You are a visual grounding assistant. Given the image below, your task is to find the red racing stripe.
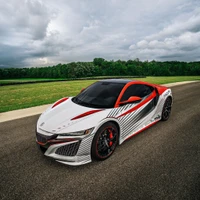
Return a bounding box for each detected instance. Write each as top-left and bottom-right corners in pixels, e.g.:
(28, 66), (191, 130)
(117, 90), (156, 118)
(52, 97), (68, 108)
(71, 109), (103, 120)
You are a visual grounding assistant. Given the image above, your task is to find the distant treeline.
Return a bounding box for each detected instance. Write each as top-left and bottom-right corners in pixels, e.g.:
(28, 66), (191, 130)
(0, 58), (200, 79)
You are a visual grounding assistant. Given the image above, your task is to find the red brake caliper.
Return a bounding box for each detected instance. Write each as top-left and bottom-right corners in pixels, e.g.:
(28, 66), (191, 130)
(108, 129), (113, 147)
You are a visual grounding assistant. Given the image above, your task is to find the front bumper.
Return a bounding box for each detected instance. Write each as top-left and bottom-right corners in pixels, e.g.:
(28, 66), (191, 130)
(36, 131), (95, 166)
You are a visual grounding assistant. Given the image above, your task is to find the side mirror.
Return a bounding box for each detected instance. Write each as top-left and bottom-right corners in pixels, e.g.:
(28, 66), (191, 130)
(119, 96), (142, 105)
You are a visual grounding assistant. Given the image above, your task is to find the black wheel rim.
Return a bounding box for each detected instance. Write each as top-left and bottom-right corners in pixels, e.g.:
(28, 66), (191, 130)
(163, 98), (172, 120)
(96, 126), (118, 159)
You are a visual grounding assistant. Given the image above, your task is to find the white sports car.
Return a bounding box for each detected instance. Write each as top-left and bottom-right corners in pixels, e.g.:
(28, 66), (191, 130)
(36, 79), (172, 166)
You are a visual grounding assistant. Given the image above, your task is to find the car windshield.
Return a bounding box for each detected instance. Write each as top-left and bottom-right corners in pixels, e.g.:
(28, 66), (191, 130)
(72, 81), (125, 108)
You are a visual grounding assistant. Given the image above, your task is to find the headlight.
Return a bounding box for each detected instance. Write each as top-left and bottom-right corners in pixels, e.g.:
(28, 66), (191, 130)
(58, 127), (94, 136)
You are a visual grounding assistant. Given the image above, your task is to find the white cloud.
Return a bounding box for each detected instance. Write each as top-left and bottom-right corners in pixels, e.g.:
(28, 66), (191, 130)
(129, 6), (200, 61)
(0, 0), (200, 67)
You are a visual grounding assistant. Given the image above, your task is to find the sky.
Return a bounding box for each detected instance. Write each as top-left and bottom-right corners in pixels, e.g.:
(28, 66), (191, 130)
(0, 0), (200, 68)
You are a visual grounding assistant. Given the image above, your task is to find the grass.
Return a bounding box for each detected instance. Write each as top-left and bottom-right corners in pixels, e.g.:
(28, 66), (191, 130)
(0, 76), (200, 113)
(137, 76), (200, 84)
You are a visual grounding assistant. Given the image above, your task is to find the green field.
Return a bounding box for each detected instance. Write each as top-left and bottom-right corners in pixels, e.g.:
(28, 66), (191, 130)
(0, 76), (200, 113)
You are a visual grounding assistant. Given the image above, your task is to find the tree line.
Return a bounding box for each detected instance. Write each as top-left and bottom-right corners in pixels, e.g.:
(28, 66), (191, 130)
(0, 58), (200, 79)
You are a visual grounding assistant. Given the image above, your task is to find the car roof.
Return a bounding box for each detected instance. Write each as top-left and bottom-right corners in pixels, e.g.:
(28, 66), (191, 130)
(99, 79), (133, 84)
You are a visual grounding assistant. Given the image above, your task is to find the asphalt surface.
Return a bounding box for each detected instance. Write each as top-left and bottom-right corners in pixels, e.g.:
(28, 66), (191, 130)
(0, 82), (200, 200)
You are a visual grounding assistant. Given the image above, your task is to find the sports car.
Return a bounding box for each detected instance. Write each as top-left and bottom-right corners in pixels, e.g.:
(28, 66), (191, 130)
(36, 79), (172, 166)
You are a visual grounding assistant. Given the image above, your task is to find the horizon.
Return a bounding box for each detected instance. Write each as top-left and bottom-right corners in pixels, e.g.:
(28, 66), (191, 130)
(1, 58), (200, 69)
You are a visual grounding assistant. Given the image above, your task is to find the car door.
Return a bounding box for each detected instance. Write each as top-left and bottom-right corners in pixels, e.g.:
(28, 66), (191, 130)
(116, 83), (157, 141)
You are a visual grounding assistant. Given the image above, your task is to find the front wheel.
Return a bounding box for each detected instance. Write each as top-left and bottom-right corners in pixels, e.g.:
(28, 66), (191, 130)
(161, 97), (172, 121)
(91, 122), (119, 161)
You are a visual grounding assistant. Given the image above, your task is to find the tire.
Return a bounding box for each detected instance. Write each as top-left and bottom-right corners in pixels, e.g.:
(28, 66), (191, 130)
(91, 122), (119, 161)
(161, 97), (172, 121)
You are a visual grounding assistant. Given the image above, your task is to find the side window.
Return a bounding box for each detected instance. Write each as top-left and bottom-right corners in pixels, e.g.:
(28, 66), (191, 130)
(142, 85), (154, 97)
(121, 84), (154, 101)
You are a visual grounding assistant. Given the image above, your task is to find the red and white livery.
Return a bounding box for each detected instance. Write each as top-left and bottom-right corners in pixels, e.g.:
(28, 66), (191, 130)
(36, 79), (173, 166)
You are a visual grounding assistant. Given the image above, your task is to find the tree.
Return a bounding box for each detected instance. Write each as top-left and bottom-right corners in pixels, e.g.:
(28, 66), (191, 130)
(93, 58), (105, 67)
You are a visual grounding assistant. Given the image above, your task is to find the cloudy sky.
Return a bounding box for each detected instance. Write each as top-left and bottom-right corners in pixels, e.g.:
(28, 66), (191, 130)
(0, 0), (200, 68)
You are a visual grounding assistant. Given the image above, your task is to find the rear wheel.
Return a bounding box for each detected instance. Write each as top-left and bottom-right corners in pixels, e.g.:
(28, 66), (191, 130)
(91, 122), (119, 161)
(161, 97), (172, 121)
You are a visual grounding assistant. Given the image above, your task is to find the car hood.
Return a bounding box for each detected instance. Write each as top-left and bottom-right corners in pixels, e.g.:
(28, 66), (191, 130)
(37, 97), (110, 134)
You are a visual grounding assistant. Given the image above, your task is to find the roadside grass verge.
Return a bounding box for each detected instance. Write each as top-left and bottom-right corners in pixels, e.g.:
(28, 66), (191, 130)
(0, 76), (200, 113)
(137, 76), (200, 84)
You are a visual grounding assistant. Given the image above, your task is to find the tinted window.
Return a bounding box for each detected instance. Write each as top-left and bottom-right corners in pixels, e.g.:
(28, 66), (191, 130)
(72, 81), (125, 108)
(121, 84), (154, 101)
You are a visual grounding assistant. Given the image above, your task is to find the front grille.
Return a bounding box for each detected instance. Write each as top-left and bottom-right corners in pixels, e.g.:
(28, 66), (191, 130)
(36, 132), (57, 144)
(55, 142), (80, 156)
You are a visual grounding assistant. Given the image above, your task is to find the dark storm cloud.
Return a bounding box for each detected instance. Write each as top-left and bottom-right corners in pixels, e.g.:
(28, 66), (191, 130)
(0, 0), (200, 68)
(0, 44), (28, 67)
(0, 0), (56, 67)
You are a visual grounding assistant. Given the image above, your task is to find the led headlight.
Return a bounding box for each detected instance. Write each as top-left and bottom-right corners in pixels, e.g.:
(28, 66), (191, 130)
(58, 127), (94, 136)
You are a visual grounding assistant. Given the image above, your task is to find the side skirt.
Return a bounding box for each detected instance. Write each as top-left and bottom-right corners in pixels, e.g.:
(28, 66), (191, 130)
(122, 119), (160, 143)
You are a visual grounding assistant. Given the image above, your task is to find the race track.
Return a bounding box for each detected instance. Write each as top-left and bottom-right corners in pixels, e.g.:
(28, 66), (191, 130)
(0, 82), (200, 200)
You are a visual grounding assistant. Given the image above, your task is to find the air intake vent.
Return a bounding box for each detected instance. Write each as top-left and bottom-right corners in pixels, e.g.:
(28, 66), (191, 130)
(55, 142), (80, 156)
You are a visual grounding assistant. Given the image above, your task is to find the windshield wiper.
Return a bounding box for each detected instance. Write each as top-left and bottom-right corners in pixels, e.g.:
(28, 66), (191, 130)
(80, 101), (98, 108)
(73, 97), (93, 107)
(73, 97), (105, 108)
